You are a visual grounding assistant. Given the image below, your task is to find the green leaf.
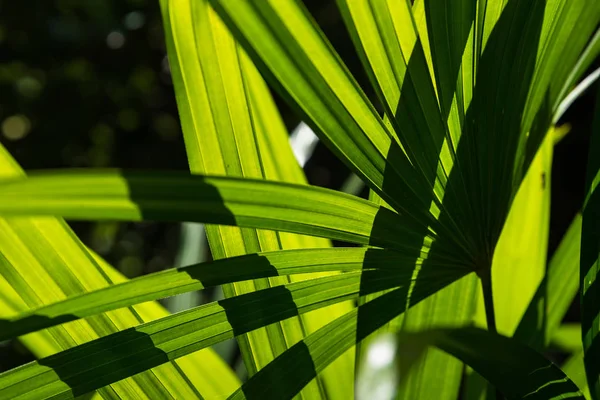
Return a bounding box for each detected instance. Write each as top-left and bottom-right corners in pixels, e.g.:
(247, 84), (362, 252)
(228, 279), (460, 399)
(0, 146), (239, 399)
(0, 276), (62, 359)
(337, 0), (450, 174)
(336, 3), (480, 398)
(398, 327), (585, 400)
(517, 1), (600, 176)
(207, 0), (438, 224)
(556, 28), (600, 117)
(465, 203), (582, 400)
(1, 248), (449, 342)
(0, 263), (463, 399)
(0, 170), (445, 256)
(469, 132), (553, 343)
(208, 0), (598, 289)
(161, 0), (353, 395)
(552, 324), (583, 353)
(354, 192), (407, 378)
(563, 349), (591, 399)
(581, 83), (600, 399)
(465, 131), (574, 399)
(394, 276), (478, 400)
(514, 213), (582, 350)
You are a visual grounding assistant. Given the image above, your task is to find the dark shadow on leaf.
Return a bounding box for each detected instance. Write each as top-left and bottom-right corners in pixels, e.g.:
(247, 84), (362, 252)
(422, 328), (585, 399)
(0, 249), (429, 343)
(427, 2), (548, 398)
(221, 285), (300, 336)
(421, 0), (549, 268)
(513, 273), (548, 352)
(0, 314), (81, 343)
(240, 341), (317, 400)
(522, 90), (553, 183)
(581, 87), (600, 396)
(7, 253), (420, 396)
(121, 171), (238, 226)
(239, 282), (459, 399)
(0, 253), (280, 341)
(29, 0), (559, 397)
(183, 252), (280, 288)
(37, 329), (170, 398)
(367, 1), (550, 398)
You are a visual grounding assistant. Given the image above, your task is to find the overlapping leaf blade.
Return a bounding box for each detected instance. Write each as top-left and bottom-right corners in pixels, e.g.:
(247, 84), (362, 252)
(514, 213), (582, 350)
(0, 248), (445, 342)
(0, 171), (446, 256)
(0, 0), (598, 398)
(0, 146), (239, 399)
(228, 276), (464, 399)
(562, 349), (591, 399)
(553, 324), (583, 352)
(160, 0), (354, 396)
(206, 0), (599, 305)
(398, 327), (585, 399)
(581, 84), (600, 399)
(206, 0), (447, 233)
(0, 260), (464, 399)
(336, 3), (480, 398)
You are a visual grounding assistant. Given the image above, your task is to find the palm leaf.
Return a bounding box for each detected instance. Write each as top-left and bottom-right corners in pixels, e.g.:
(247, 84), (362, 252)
(0, 146), (239, 399)
(0, 248), (453, 341)
(0, 171), (448, 256)
(227, 286), (455, 399)
(0, 264), (463, 399)
(553, 324), (583, 353)
(563, 349), (591, 399)
(1, 0), (598, 398)
(160, 0), (353, 396)
(208, 0), (599, 280)
(398, 327), (585, 400)
(514, 213), (582, 350)
(581, 84), (600, 399)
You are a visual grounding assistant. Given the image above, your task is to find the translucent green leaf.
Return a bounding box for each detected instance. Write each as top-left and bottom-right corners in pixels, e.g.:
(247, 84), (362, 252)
(563, 349), (591, 399)
(0, 171), (444, 255)
(471, 133), (553, 338)
(208, 0), (438, 224)
(0, 263), (463, 399)
(0, 146), (239, 399)
(399, 327), (585, 399)
(514, 214), (582, 350)
(161, 0), (353, 395)
(228, 279), (461, 399)
(552, 324), (583, 353)
(1, 248), (453, 342)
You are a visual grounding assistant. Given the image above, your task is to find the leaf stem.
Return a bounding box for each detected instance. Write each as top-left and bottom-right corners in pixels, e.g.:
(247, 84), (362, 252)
(480, 268), (503, 400)
(479, 268), (497, 333)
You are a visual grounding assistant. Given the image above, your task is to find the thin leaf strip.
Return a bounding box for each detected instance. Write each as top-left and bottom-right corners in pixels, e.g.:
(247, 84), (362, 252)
(0, 267), (455, 399)
(0, 248), (465, 342)
(0, 171), (442, 255)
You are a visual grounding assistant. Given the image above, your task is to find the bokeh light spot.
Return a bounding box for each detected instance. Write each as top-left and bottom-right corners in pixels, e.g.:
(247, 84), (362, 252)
(124, 11), (145, 30)
(106, 31), (126, 49)
(16, 76), (43, 98)
(2, 115), (31, 141)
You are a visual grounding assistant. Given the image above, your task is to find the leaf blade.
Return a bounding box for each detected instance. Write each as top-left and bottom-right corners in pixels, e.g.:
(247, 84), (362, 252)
(399, 327), (585, 399)
(0, 171), (439, 254)
(581, 82), (600, 399)
(0, 146), (239, 399)
(0, 262), (461, 399)
(161, 0), (354, 394)
(0, 248), (444, 342)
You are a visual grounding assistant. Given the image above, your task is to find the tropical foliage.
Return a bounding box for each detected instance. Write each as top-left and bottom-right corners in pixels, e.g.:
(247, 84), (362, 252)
(0, 0), (599, 399)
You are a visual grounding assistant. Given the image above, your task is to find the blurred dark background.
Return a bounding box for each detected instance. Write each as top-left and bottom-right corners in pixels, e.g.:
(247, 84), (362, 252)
(0, 0), (597, 374)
